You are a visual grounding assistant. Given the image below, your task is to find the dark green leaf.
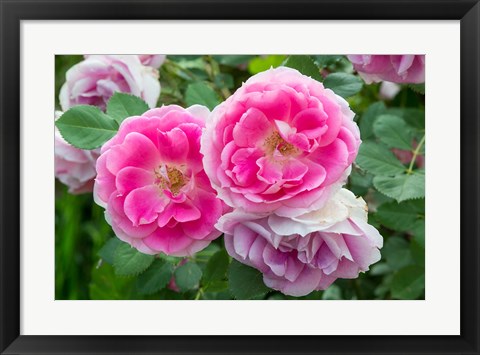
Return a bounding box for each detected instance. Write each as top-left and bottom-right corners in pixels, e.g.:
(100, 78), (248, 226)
(136, 259), (174, 295)
(373, 114), (415, 150)
(55, 105), (118, 149)
(373, 171), (425, 202)
(185, 82), (221, 110)
(214, 73), (234, 89)
(408, 83), (425, 95)
(106, 93), (149, 124)
(98, 238), (122, 265)
(388, 108), (425, 131)
(203, 250), (230, 284)
(203, 280), (229, 293)
(228, 260), (269, 299)
(89, 263), (138, 300)
(283, 55), (322, 81)
(359, 102), (387, 139)
(382, 236), (413, 270)
(174, 262), (202, 291)
(322, 284), (342, 300)
(391, 265), (425, 299)
(323, 73), (363, 98)
(212, 55), (254, 66)
(376, 200), (424, 232)
(113, 243), (154, 276)
(356, 141), (406, 176)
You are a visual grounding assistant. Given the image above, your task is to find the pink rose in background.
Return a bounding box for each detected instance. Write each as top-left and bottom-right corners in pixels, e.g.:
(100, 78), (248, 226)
(94, 105), (227, 256)
(55, 111), (100, 194)
(218, 188), (383, 297)
(201, 66), (361, 218)
(348, 55), (425, 84)
(60, 55), (161, 111)
(138, 55), (166, 69)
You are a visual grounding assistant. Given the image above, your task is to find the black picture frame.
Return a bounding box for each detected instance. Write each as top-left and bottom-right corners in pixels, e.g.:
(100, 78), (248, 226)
(1, 0), (479, 354)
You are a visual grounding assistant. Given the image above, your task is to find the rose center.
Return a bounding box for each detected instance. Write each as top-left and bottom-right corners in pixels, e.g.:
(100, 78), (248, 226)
(264, 131), (298, 157)
(154, 165), (188, 195)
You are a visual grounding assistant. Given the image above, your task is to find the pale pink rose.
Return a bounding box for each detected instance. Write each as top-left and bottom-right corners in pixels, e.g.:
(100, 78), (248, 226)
(348, 55), (425, 84)
(60, 55), (161, 111)
(94, 105), (227, 256)
(201, 66), (361, 218)
(138, 55), (166, 68)
(54, 111), (100, 194)
(218, 188), (383, 297)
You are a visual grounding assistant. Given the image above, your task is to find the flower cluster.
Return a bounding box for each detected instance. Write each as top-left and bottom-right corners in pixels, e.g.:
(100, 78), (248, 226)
(200, 67), (382, 296)
(56, 58), (394, 297)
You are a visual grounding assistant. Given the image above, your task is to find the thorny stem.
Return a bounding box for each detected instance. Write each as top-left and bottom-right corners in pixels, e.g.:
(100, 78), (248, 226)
(406, 134), (425, 174)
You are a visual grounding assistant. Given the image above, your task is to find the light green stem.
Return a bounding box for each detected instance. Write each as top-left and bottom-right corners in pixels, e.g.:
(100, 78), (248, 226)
(407, 134), (425, 174)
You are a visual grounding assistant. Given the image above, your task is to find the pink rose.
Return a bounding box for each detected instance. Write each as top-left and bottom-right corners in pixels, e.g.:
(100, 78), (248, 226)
(138, 55), (166, 68)
(54, 111), (100, 194)
(347, 55), (425, 84)
(218, 188), (383, 297)
(94, 105), (227, 256)
(60, 55), (161, 111)
(201, 67), (361, 218)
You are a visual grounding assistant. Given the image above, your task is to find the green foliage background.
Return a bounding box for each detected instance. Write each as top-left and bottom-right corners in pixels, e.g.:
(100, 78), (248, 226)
(55, 55), (425, 300)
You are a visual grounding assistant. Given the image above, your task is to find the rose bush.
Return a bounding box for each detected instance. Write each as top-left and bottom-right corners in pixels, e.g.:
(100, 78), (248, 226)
(218, 188), (383, 296)
(347, 55), (425, 84)
(94, 105), (227, 256)
(60, 55), (161, 111)
(201, 67), (361, 217)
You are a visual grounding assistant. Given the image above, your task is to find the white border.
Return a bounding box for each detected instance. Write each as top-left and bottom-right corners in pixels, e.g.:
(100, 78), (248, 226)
(21, 20), (460, 335)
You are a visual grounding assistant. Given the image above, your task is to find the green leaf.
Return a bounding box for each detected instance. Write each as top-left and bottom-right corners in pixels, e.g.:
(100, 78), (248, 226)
(382, 236), (413, 271)
(348, 169), (373, 196)
(359, 102), (387, 140)
(369, 262), (391, 276)
(376, 200), (424, 232)
(322, 284), (342, 300)
(283, 55), (322, 81)
(373, 114), (415, 150)
(228, 260), (269, 299)
(388, 108), (425, 131)
(113, 243), (154, 276)
(373, 171), (425, 202)
(174, 262), (202, 292)
(323, 73), (363, 98)
(185, 82), (221, 110)
(408, 83), (425, 95)
(55, 105), (118, 149)
(391, 265), (425, 299)
(98, 238), (122, 265)
(136, 259), (174, 295)
(203, 280), (229, 293)
(356, 141), (405, 176)
(203, 250), (230, 284)
(212, 55), (254, 66)
(248, 55), (286, 74)
(411, 240), (425, 267)
(214, 73), (234, 89)
(313, 55), (344, 68)
(106, 93), (149, 124)
(89, 263), (138, 300)
(411, 220), (425, 247)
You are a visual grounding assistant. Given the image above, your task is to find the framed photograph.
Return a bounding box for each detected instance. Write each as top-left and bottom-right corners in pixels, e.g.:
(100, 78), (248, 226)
(1, 0), (479, 354)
